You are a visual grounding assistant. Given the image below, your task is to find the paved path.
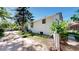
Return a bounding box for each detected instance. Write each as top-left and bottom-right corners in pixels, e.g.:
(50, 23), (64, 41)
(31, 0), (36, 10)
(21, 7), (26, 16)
(0, 31), (48, 51)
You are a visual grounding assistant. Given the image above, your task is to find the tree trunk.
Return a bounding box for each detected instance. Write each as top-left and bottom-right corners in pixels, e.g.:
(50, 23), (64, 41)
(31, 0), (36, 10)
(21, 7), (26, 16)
(22, 25), (24, 32)
(20, 23), (24, 32)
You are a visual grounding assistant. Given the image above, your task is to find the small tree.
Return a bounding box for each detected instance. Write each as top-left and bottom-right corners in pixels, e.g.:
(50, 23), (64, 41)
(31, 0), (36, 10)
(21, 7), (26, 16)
(50, 21), (68, 50)
(51, 21), (68, 40)
(51, 21), (68, 34)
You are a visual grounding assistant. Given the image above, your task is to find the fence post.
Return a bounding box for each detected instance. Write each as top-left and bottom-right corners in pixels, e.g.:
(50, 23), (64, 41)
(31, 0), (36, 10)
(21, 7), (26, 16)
(53, 32), (60, 51)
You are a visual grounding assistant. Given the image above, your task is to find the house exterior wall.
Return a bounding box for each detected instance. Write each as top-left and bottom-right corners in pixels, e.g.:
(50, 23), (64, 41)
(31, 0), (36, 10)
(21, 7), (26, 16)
(28, 12), (63, 35)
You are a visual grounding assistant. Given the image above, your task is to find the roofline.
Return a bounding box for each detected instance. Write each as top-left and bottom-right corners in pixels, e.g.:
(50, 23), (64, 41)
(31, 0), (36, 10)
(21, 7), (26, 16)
(32, 12), (62, 23)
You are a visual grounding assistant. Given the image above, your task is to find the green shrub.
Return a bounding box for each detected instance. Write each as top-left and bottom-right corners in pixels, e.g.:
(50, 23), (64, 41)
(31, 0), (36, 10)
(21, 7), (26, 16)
(0, 28), (4, 32)
(0, 28), (4, 38)
(75, 35), (79, 41)
(67, 31), (79, 41)
(9, 23), (19, 31)
(60, 32), (68, 41)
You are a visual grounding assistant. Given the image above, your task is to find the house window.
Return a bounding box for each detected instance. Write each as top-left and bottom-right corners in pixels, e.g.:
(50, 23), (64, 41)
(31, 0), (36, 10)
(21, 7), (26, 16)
(31, 23), (33, 28)
(42, 19), (46, 24)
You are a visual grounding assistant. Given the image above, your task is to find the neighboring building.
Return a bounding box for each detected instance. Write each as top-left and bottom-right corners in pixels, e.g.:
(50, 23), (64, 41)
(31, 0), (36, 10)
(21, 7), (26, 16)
(28, 12), (63, 35)
(68, 21), (79, 31)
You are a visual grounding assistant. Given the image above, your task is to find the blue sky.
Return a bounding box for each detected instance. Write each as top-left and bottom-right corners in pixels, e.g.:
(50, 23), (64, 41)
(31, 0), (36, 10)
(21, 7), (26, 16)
(28, 7), (79, 21)
(7, 7), (79, 21)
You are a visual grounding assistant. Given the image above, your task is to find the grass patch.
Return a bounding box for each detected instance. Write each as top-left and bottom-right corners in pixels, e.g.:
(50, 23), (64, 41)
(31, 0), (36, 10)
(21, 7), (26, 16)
(18, 31), (49, 41)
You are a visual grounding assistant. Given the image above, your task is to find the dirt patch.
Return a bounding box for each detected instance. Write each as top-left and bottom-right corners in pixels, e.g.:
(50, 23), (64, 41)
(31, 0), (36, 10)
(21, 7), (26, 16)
(0, 31), (49, 51)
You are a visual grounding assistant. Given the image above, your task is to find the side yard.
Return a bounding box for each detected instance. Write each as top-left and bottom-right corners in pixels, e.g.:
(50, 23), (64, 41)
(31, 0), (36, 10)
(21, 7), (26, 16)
(0, 31), (54, 51)
(18, 31), (54, 50)
(18, 31), (79, 51)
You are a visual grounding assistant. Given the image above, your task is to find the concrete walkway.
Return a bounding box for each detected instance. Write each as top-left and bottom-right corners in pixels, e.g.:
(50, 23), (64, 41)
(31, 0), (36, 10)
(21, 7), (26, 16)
(0, 31), (48, 51)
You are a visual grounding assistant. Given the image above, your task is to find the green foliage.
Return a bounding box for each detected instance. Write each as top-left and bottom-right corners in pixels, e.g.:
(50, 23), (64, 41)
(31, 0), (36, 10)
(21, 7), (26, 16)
(18, 31), (49, 39)
(71, 9), (79, 21)
(59, 32), (68, 41)
(0, 6), (10, 36)
(50, 21), (68, 33)
(0, 27), (4, 38)
(9, 23), (19, 30)
(50, 21), (68, 41)
(14, 7), (34, 32)
(0, 7), (11, 37)
(0, 20), (19, 31)
(67, 31), (79, 41)
(0, 7), (10, 20)
(0, 20), (10, 29)
(50, 22), (57, 32)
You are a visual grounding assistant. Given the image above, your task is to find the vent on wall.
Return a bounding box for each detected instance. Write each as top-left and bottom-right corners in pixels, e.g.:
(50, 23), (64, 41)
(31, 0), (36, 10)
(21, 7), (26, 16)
(40, 32), (43, 35)
(42, 19), (46, 24)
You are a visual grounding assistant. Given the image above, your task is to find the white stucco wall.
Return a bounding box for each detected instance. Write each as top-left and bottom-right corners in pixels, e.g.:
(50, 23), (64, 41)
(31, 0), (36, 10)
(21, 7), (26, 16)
(28, 13), (63, 35)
